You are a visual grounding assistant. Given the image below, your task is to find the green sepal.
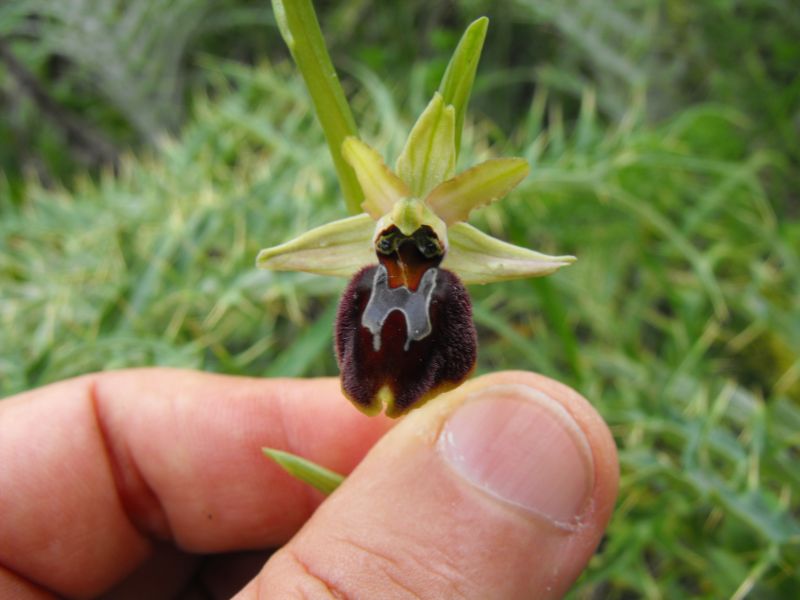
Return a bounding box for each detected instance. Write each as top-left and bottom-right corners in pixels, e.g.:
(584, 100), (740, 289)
(443, 222), (576, 284)
(262, 448), (344, 495)
(438, 17), (488, 157)
(342, 137), (410, 219)
(425, 157), (529, 225)
(256, 213), (375, 277)
(395, 92), (457, 198)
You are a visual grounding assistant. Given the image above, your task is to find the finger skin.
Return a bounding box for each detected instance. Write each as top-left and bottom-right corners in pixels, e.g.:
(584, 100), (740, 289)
(0, 566), (55, 600)
(245, 371), (618, 599)
(0, 369), (392, 599)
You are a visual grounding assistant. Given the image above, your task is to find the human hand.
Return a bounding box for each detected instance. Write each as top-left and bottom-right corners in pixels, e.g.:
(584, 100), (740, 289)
(0, 369), (617, 599)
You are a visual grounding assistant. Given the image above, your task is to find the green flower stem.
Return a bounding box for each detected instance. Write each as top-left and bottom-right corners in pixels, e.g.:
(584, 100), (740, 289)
(262, 447), (345, 495)
(272, 0), (364, 214)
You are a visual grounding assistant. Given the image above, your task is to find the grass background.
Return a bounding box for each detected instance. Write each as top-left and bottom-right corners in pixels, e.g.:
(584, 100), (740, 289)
(1, 0), (799, 597)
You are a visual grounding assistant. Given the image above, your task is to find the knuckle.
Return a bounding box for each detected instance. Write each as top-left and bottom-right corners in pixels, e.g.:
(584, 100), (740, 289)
(267, 533), (472, 599)
(329, 533), (470, 600)
(272, 547), (346, 600)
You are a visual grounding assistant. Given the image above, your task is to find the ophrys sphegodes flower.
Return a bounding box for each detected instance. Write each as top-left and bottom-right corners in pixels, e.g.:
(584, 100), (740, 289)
(257, 91), (574, 417)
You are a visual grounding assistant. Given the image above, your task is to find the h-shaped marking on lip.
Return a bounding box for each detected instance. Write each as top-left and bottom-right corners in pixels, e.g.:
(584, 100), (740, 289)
(361, 265), (438, 352)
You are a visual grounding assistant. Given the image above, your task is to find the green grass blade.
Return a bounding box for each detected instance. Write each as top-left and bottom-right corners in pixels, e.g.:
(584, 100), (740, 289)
(262, 447), (345, 495)
(264, 302), (336, 377)
(530, 277), (583, 383)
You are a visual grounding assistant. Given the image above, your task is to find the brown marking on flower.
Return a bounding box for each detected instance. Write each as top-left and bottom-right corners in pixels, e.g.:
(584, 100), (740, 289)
(378, 243), (437, 291)
(374, 225), (444, 291)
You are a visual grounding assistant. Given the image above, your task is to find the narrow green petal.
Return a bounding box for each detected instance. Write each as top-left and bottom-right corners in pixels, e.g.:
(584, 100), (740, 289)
(438, 17), (488, 157)
(256, 213), (375, 277)
(262, 448), (344, 495)
(425, 157), (530, 225)
(342, 137), (409, 218)
(443, 222), (575, 284)
(396, 92), (457, 198)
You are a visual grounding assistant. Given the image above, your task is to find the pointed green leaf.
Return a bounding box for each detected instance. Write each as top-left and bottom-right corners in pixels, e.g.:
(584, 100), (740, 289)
(342, 137), (409, 218)
(272, 0), (364, 214)
(425, 157), (529, 224)
(396, 92), (457, 198)
(256, 213), (375, 277)
(438, 17), (488, 156)
(263, 448), (344, 495)
(443, 222), (575, 284)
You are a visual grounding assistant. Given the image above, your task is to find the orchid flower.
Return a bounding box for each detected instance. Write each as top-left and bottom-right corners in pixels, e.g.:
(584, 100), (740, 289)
(259, 8), (574, 418)
(257, 90), (575, 417)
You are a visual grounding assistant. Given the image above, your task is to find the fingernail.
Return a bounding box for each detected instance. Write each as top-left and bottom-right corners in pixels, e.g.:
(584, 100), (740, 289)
(438, 383), (594, 528)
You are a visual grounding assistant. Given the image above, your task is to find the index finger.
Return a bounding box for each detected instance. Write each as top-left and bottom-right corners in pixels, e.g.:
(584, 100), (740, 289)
(0, 368), (392, 598)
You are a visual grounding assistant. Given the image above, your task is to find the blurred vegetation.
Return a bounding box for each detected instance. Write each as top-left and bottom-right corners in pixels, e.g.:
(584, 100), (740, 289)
(1, 0), (799, 597)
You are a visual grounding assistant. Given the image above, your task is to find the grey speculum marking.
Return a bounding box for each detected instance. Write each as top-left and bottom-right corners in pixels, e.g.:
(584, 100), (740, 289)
(361, 265), (438, 352)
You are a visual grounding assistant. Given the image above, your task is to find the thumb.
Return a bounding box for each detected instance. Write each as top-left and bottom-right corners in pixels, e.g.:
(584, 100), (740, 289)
(240, 371), (618, 599)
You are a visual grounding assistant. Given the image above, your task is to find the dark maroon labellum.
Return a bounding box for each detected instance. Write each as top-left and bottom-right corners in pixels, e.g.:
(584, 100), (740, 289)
(335, 257), (477, 417)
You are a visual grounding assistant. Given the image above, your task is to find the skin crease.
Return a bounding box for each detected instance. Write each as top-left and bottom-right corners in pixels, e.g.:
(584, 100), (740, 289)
(0, 369), (618, 599)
